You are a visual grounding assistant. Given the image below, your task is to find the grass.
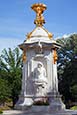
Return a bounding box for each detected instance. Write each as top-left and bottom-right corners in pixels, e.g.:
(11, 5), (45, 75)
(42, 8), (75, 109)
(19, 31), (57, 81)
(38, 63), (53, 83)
(70, 106), (77, 110)
(0, 110), (3, 114)
(0, 101), (13, 111)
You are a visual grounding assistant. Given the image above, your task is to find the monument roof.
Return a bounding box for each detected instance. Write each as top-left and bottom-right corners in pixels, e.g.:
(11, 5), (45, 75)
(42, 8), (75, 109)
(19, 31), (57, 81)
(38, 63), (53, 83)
(25, 26), (53, 43)
(19, 3), (61, 49)
(24, 3), (53, 43)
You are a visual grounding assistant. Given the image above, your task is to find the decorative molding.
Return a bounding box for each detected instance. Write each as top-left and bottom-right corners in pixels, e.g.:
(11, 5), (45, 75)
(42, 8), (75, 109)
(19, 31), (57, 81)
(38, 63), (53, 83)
(22, 50), (27, 62)
(53, 49), (58, 64)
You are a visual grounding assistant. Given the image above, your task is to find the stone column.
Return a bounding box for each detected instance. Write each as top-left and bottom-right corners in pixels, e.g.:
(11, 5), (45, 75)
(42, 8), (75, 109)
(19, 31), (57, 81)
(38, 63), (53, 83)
(53, 63), (58, 93)
(21, 61), (27, 96)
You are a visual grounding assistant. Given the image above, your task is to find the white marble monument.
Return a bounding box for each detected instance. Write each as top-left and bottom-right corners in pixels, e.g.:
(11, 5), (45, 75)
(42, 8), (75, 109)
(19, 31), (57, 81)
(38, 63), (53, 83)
(15, 3), (65, 112)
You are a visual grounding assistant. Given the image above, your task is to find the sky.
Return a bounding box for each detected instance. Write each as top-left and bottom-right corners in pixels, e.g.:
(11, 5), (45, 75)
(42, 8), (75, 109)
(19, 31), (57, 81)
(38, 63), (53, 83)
(0, 0), (77, 53)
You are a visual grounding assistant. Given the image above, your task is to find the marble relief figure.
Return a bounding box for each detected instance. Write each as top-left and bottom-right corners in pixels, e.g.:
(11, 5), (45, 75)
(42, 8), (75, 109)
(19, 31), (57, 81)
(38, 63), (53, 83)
(33, 62), (48, 96)
(34, 62), (47, 83)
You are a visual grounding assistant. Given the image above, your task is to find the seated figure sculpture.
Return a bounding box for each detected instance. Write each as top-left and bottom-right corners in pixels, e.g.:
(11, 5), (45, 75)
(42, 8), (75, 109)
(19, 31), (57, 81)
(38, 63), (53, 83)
(33, 62), (48, 96)
(34, 62), (47, 83)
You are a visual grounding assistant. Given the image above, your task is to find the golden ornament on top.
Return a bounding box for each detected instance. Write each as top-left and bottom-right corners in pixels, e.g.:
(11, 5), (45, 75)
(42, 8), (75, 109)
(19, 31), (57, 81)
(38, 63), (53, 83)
(31, 3), (47, 27)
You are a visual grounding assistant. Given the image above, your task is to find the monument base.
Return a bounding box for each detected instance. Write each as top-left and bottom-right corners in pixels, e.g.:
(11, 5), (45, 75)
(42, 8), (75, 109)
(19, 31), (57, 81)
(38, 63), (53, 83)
(15, 95), (34, 110)
(4, 107), (77, 115)
(3, 109), (77, 115)
(15, 94), (65, 111)
(15, 94), (77, 115)
(48, 92), (65, 111)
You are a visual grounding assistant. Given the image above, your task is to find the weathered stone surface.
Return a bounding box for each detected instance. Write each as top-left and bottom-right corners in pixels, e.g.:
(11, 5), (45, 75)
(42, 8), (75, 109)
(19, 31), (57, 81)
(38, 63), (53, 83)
(3, 109), (77, 115)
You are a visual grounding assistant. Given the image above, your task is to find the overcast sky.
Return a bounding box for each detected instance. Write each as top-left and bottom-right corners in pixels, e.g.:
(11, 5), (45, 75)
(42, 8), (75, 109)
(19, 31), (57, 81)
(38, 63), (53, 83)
(0, 0), (77, 53)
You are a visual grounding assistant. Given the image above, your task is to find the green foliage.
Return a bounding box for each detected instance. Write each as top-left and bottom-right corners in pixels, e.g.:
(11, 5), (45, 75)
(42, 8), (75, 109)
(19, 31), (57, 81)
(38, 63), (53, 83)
(0, 47), (22, 107)
(0, 79), (11, 104)
(0, 109), (3, 114)
(70, 85), (77, 101)
(70, 106), (77, 110)
(57, 34), (77, 107)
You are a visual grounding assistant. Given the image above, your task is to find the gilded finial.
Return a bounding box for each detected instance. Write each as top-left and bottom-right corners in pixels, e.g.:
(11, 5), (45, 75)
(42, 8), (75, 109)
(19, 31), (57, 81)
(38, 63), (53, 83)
(31, 3), (47, 27)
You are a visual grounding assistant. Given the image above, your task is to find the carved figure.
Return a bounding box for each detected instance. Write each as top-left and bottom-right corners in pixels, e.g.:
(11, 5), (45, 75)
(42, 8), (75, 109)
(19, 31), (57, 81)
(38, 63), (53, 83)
(33, 62), (48, 96)
(34, 62), (47, 83)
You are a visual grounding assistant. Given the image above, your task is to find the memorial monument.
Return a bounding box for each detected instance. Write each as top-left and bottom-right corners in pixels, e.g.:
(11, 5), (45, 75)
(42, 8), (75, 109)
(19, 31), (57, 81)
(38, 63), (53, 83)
(15, 2), (65, 112)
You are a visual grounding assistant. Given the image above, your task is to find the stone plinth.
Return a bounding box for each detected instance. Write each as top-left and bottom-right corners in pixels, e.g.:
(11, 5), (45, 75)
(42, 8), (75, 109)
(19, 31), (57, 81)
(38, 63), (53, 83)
(3, 109), (77, 115)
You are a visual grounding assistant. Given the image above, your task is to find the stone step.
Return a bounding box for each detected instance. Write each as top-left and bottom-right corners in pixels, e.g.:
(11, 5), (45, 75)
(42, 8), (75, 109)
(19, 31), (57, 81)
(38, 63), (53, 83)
(3, 110), (77, 115)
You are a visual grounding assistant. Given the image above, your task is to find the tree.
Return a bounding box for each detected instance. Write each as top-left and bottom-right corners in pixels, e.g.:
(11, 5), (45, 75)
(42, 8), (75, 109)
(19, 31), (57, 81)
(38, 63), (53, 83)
(0, 47), (22, 107)
(57, 34), (77, 107)
(0, 78), (11, 106)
